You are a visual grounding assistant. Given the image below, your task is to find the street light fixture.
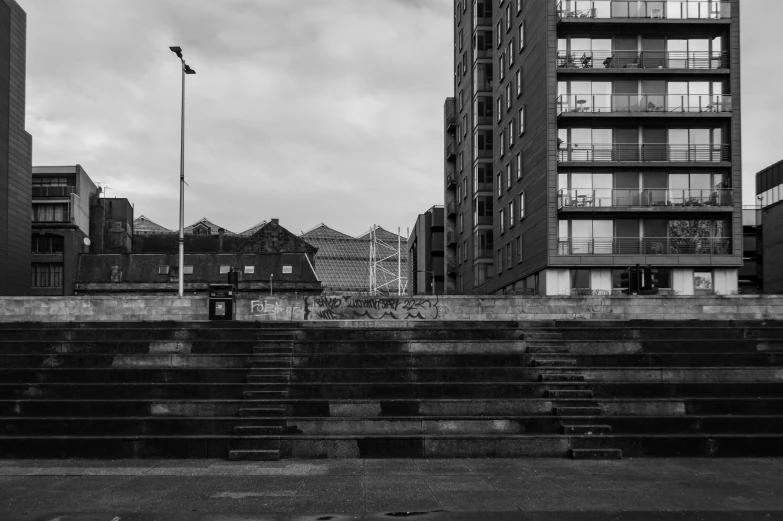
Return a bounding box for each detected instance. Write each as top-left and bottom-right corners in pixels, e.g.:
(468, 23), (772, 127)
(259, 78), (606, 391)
(170, 46), (196, 297)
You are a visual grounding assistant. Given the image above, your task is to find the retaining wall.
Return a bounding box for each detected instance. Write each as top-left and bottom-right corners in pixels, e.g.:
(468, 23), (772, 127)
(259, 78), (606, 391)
(1, 294), (782, 322)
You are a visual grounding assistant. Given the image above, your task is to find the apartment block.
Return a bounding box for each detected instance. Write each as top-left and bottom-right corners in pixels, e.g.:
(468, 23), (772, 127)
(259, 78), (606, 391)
(445, 0), (741, 296)
(0, 0), (33, 296)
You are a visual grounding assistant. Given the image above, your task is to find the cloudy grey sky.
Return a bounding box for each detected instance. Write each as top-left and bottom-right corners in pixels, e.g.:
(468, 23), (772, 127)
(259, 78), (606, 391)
(21, 0), (779, 236)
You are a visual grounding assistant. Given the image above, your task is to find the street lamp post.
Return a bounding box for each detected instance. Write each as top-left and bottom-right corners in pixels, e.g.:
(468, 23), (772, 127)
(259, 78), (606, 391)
(169, 46), (196, 298)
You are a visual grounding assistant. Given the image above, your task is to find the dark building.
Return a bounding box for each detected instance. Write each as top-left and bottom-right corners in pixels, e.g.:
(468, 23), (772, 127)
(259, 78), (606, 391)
(76, 219), (322, 294)
(746, 159), (783, 294)
(89, 196), (134, 254)
(30, 165), (97, 296)
(0, 0), (33, 296)
(408, 206), (446, 295)
(446, 0), (741, 296)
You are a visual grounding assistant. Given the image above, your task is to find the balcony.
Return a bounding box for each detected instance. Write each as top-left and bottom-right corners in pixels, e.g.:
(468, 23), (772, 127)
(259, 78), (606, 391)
(476, 248), (494, 260)
(32, 186), (76, 198)
(446, 173), (456, 189)
(475, 77), (493, 94)
(557, 1), (731, 21)
(474, 48), (492, 61)
(557, 94), (732, 115)
(475, 181), (493, 194)
(446, 231), (457, 246)
(446, 143), (456, 162)
(446, 113), (456, 134)
(557, 143), (729, 163)
(447, 201), (456, 216)
(475, 215), (493, 226)
(475, 149), (493, 160)
(558, 188), (734, 209)
(557, 50), (729, 70)
(557, 236), (731, 256)
(447, 260), (457, 275)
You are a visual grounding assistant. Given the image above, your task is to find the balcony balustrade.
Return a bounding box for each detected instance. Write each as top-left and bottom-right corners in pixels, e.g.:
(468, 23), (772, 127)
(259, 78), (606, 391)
(557, 1), (731, 20)
(475, 77), (493, 93)
(474, 48), (492, 61)
(446, 114), (456, 133)
(446, 143), (457, 162)
(557, 50), (728, 70)
(557, 236), (731, 256)
(476, 248), (494, 259)
(447, 260), (457, 274)
(32, 186), (76, 198)
(475, 181), (494, 193)
(447, 201), (456, 216)
(557, 94), (731, 115)
(447, 173), (456, 189)
(475, 215), (493, 226)
(475, 149), (493, 159)
(557, 143), (729, 163)
(557, 188), (733, 209)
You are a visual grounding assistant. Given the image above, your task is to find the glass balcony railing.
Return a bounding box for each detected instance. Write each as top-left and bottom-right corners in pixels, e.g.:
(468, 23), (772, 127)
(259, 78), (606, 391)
(474, 48), (492, 61)
(32, 186), (76, 197)
(557, 94), (732, 114)
(557, 50), (728, 70)
(557, 236), (731, 256)
(557, 1), (731, 20)
(557, 188), (734, 209)
(557, 143), (729, 163)
(446, 174), (456, 188)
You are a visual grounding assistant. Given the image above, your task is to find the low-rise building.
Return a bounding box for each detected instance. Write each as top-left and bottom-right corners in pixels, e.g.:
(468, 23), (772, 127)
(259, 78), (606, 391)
(408, 206), (445, 295)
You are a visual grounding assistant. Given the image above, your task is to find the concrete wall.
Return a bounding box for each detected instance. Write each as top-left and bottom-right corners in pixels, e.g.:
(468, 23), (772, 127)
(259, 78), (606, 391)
(2, 294), (782, 323)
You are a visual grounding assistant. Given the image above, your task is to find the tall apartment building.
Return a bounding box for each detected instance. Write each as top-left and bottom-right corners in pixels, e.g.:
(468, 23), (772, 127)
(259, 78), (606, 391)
(0, 0), (33, 296)
(445, 0), (741, 296)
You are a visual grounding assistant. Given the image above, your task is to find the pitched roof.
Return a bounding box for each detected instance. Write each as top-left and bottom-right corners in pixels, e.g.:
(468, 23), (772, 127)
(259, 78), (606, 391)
(356, 225), (405, 242)
(238, 220), (268, 237)
(301, 223), (354, 240)
(184, 217), (237, 236)
(133, 215), (174, 235)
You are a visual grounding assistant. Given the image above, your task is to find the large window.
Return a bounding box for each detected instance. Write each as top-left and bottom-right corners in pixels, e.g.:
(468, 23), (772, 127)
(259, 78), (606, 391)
(31, 263), (63, 288)
(32, 203), (69, 223)
(474, 164), (493, 193)
(32, 235), (64, 254)
(474, 195), (493, 226)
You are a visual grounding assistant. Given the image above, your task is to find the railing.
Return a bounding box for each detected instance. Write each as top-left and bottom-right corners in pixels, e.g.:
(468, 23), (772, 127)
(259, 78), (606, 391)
(32, 186), (76, 197)
(475, 215), (493, 226)
(474, 48), (492, 60)
(475, 149), (493, 159)
(557, 1), (731, 20)
(557, 50), (728, 70)
(446, 173), (456, 188)
(475, 181), (493, 193)
(447, 201), (456, 216)
(558, 188), (733, 208)
(557, 236), (731, 255)
(446, 114), (456, 133)
(475, 77), (493, 92)
(446, 143), (456, 162)
(557, 94), (731, 114)
(557, 143), (729, 163)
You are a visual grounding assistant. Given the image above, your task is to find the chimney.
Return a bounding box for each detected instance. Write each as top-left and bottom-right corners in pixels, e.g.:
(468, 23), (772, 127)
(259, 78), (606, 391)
(218, 228), (225, 252)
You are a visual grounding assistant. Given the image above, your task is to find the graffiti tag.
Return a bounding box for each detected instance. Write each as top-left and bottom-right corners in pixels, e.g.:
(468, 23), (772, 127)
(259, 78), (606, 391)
(304, 295), (439, 320)
(250, 298), (278, 316)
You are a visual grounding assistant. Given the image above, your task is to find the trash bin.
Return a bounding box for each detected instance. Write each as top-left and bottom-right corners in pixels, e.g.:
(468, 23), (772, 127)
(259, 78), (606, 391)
(208, 283), (235, 321)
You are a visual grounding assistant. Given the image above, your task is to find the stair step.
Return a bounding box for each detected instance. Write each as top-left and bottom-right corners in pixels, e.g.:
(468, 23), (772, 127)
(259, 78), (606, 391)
(239, 408), (285, 417)
(571, 448), (623, 460)
(535, 359), (577, 367)
(234, 426), (283, 435)
(229, 450), (279, 461)
(554, 407), (602, 416)
(547, 389), (594, 399)
(247, 376), (289, 384)
(540, 374), (585, 382)
(243, 391), (287, 399)
(562, 424), (612, 435)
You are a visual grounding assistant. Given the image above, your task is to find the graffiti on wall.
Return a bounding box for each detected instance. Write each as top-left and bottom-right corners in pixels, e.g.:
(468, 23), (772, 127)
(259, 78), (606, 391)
(250, 298), (279, 316)
(304, 295), (439, 320)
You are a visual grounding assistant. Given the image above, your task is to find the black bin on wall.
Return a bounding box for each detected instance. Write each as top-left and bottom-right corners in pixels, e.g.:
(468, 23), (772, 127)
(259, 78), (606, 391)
(208, 283), (235, 320)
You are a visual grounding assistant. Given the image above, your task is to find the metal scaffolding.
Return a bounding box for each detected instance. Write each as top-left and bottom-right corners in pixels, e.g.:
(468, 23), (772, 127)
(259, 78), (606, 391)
(368, 225), (408, 296)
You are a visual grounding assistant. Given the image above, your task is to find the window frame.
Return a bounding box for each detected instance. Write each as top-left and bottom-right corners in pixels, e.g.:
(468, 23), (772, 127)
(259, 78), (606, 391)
(519, 191), (526, 220)
(518, 106), (525, 135)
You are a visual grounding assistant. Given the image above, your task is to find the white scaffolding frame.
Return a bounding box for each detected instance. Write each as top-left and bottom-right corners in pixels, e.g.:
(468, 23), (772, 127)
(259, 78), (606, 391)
(368, 225), (408, 295)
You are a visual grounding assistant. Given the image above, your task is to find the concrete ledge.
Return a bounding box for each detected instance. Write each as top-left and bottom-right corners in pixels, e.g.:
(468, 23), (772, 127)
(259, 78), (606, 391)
(2, 294), (783, 322)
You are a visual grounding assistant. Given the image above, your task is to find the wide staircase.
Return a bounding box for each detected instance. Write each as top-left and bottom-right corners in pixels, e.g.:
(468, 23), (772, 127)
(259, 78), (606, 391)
(1, 320), (782, 459)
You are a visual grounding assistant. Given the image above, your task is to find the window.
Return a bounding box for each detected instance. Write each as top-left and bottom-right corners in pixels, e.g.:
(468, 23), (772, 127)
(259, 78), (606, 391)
(244, 266), (254, 274)
(32, 203), (68, 223)
(459, 213), (464, 233)
(184, 265), (194, 275)
(518, 106), (525, 135)
(282, 265), (292, 274)
(518, 21), (525, 51)
(459, 151), (464, 171)
(463, 239), (468, 261)
(462, 114), (467, 137)
(219, 265), (230, 274)
(31, 235), (64, 254)
(509, 199), (515, 226)
(474, 163), (492, 193)
(497, 173), (502, 197)
(459, 29), (464, 51)
(500, 130), (505, 157)
(497, 248), (503, 272)
(506, 243), (512, 268)
(158, 265), (170, 275)
(571, 269), (591, 290)
(462, 52), (467, 75)
(509, 120), (515, 147)
(463, 177), (468, 199)
(457, 243), (461, 264)
(519, 191), (526, 219)
(458, 90), (463, 111)
(508, 39), (514, 65)
(516, 0), (522, 13)
(516, 152), (522, 179)
(32, 176), (68, 187)
(496, 21), (502, 47)
(505, 83), (512, 110)
(694, 271), (713, 294)
(505, 5), (511, 31)
(500, 208), (506, 234)
(506, 163), (512, 190)
(457, 125), (461, 144)
(31, 263), (63, 288)
(457, 180), (462, 201)
(499, 54), (505, 80)
(496, 96), (502, 122)
(515, 68), (522, 97)
(516, 236), (522, 262)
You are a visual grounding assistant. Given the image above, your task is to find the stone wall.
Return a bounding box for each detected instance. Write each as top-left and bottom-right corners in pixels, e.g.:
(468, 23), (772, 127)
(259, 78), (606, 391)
(1, 294), (783, 322)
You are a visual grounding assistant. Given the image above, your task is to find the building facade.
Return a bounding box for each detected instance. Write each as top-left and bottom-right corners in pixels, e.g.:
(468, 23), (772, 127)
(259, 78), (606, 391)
(408, 206), (445, 295)
(446, 0), (741, 296)
(0, 0), (33, 296)
(30, 165), (97, 296)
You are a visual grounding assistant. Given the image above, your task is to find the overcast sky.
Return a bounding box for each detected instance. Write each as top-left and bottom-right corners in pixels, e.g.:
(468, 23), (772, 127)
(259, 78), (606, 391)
(21, 0), (779, 236)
